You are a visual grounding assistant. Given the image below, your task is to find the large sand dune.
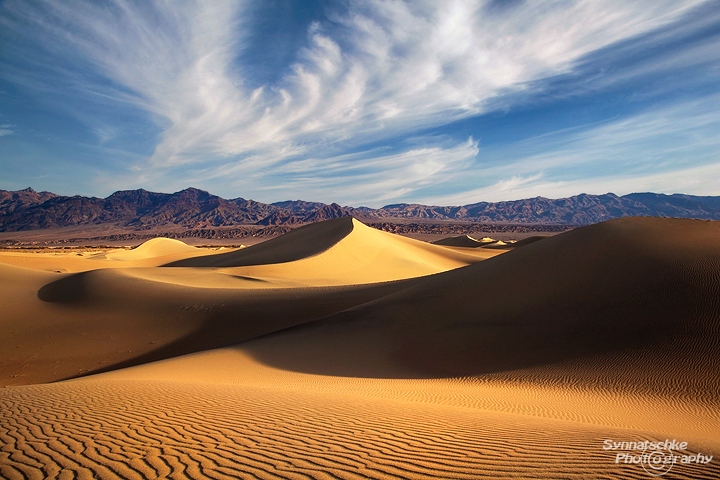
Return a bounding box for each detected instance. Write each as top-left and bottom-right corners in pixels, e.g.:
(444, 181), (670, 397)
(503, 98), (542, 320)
(1, 217), (719, 479)
(165, 217), (497, 285)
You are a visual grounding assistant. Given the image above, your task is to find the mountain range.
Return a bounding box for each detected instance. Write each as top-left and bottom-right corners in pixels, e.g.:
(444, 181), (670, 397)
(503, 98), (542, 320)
(1, 187), (720, 232)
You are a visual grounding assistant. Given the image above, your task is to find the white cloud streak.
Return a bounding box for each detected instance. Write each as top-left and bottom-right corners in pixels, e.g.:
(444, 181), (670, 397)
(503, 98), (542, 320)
(0, 124), (13, 137)
(0, 0), (710, 201)
(161, 137), (479, 206)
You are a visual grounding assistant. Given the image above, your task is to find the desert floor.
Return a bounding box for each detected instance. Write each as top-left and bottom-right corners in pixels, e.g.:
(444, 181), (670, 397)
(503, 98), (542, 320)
(1, 217), (719, 479)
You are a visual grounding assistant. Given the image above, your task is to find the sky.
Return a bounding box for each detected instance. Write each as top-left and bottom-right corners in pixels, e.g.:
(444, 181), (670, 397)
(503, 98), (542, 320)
(0, 0), (718, 207)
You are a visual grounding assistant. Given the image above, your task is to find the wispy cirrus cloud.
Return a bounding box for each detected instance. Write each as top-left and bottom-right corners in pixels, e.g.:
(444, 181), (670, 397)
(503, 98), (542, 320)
(425, 94), (720, 204)
(440, 161), (720, 205)
(145, 137), (479, 206)
(252, 138), (480, 206)
(0, 0), (714, 202)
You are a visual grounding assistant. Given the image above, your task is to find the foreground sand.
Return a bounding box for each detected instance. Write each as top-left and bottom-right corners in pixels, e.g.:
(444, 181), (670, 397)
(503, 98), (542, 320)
(1, 217), (719, 479)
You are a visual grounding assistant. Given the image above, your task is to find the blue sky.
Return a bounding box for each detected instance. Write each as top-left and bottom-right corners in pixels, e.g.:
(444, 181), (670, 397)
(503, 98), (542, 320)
(0, 0), (718, 207)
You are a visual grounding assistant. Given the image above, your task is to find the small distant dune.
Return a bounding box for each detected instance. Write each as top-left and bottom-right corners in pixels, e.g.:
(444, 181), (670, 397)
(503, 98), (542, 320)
(103, 237), (199, 260)
(432, 234), (490, 247)
(434, 234), (501, 248)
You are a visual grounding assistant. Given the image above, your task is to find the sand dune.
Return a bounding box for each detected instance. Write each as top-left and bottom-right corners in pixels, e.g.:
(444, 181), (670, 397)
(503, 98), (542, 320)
(432, 234), (512, 249)
(481, 239), (513, 249)
(158, 217), (499, 286)
(432, 234), (489, 247)
(100, 237), (200, 260)
(1, 217), (719, 479)
(170, 217), (496, 269)
(432, 235), (525, 250)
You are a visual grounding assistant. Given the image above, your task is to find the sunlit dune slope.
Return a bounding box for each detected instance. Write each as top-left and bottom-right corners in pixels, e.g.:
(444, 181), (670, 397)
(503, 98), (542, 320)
(240, 217), (720, 399)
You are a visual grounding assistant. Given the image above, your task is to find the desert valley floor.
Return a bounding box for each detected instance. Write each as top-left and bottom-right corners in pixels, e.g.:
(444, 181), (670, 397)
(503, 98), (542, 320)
(1, 217), (719, 479)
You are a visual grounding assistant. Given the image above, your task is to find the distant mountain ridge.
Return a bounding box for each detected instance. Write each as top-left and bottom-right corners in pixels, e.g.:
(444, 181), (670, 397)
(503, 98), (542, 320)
(1, 187), (719, 232)
(0, 188), (355, 232)
(371, 192), (720, 225)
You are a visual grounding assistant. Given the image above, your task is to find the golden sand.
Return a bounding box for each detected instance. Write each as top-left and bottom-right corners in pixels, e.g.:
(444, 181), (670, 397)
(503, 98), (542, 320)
(1, 217), (719, 479)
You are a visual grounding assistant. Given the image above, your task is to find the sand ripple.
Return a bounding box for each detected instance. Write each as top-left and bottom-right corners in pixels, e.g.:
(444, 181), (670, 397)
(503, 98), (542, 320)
(3, 381), (718, 479)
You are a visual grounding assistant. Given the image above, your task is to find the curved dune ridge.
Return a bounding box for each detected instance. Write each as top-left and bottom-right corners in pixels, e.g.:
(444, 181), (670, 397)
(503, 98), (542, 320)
(1, 217), (720, 478)
(5, 266), (430, 385)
